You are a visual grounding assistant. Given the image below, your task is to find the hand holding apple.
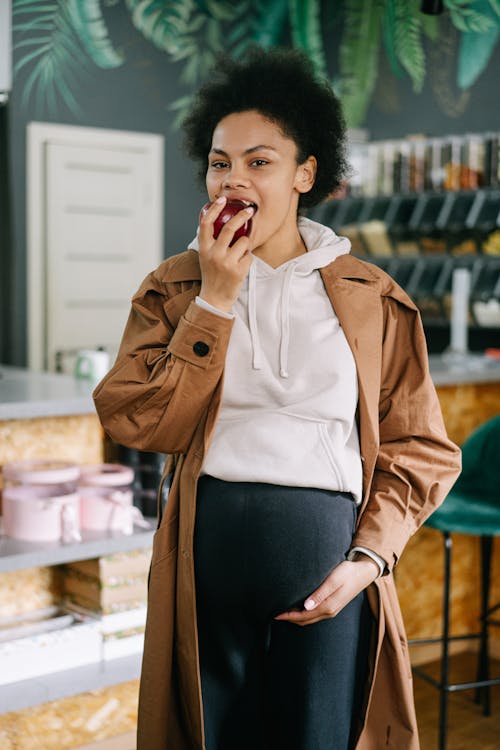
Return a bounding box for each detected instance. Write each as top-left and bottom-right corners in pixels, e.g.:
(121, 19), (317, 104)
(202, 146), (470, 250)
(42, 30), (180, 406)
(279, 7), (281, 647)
(199, 198), (254, 246)
(197, 197), (255, 313)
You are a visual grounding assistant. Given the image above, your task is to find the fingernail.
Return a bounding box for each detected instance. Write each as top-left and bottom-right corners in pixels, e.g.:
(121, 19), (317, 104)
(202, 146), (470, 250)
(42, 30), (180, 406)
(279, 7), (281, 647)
(304, 598), (316, 611)
(245, 206), (254, 214)
(215, 196), (226, 204)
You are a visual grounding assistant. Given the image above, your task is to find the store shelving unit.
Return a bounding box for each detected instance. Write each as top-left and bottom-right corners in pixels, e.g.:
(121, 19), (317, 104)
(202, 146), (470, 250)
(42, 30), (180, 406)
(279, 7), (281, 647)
(0, 521), (155, 713)
(308, 187), (500, 353)
(0, 520), (155, 574)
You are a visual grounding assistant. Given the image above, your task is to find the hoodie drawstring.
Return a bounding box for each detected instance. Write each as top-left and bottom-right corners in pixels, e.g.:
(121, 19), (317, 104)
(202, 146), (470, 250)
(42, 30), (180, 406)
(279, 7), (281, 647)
(279, 262), (297, 378)
(248, 261), (263, 370)
(248, 260), (297, 378)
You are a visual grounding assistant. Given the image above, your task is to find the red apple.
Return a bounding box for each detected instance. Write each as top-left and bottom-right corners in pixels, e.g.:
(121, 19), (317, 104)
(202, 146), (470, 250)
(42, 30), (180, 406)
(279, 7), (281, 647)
(199, 199), (254, 246)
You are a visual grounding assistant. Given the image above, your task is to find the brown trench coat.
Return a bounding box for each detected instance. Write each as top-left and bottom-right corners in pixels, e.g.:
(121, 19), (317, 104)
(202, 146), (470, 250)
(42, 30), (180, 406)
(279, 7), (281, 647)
(93, 249), (461, 750)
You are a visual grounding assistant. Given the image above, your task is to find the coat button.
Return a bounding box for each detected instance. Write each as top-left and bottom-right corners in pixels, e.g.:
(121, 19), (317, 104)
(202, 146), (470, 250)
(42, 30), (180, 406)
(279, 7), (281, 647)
(193, 341), (209, 357)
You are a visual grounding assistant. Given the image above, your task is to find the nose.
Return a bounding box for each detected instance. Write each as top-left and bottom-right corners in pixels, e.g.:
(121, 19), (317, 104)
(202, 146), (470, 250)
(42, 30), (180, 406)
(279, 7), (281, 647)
(222, 164), (250, 190)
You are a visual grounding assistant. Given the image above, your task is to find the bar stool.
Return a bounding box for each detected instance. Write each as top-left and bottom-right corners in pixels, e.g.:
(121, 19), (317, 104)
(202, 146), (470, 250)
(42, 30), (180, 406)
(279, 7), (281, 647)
(408, 414), (500, 749)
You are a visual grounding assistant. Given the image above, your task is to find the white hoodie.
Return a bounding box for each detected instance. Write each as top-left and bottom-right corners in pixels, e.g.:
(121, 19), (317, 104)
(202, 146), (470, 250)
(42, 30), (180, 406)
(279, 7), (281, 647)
(188, 216), (363, 505)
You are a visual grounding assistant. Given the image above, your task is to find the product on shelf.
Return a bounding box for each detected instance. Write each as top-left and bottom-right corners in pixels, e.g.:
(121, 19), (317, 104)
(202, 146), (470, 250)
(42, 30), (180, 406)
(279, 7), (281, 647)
(100, 606), (147, 660)
(385, 195), (420, 256)
(470, 258), (500, 326)
(466, 190), (500, 256)
(483, 231), (500, 255)
(79, 463), (139, 534)
(409, 194), (448, 255)
(347, 130), (500, 198)
(335, 197), (367, 256)
(443, 136), (463, 192)
(63, 600), (148, 661)
(67, 548), (152, 581)
(484, 132), (499, 188)
(461, 134), (486, 190)
(412, 257), (453, 322)
(436, 192), (478, 256)
(357, 197), (393, 256)
(0, 617), (101, 685)
(2, 460), (81, 543)
(61, 549), (151, 614)
(424, 137), (447, 192)
(408, 137), (426, 194)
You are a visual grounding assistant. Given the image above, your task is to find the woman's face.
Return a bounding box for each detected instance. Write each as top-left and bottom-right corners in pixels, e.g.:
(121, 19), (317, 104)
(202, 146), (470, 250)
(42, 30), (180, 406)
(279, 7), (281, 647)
(206, 110), (315, 252)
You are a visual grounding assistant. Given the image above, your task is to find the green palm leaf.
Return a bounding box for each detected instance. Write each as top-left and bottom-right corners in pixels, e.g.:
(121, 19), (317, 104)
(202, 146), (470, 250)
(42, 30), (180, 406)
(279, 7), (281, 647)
(288, 0), (327, 78)
(457, 0), (500, 87)
(382, 0), (404, 78)
(217, 0), (282, 60)
(445, 0), (498, 31)
(195, 0), (238, 22)
(249, 0), (288, 48)
(125, 0), (196, 56)
(67, 0), (124, 68)
(338, 0), (384, 127)
(13, 0), (90, 116)
(392, 0), (425, 92)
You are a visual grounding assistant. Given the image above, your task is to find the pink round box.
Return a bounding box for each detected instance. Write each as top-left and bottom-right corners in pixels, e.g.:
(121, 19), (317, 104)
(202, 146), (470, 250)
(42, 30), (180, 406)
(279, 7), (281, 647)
(2, 460), (81, 542)
(2, 485), (80, 542)
(79, 464), (135, 533)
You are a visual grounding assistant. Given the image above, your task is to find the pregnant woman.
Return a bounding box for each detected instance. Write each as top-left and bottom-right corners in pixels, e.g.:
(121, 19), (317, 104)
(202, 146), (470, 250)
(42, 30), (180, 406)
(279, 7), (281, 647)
(94, 47), (461, 750)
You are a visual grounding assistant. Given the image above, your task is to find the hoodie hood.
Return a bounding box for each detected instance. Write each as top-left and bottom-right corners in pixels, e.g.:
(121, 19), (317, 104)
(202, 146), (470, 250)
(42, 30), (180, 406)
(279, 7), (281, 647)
(190, 217), (351, 378)
(188, 215), (350, 261)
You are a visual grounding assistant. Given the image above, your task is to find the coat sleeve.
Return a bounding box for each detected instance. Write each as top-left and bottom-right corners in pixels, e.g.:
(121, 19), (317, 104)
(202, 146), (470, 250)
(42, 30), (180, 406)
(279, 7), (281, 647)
(93, 271), (234, 454)
(351, 297), (462, 572)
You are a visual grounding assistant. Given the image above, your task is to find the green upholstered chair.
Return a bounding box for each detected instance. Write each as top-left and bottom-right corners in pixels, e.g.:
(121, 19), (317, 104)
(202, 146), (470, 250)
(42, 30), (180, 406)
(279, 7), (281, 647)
(409, 414), (500, 750)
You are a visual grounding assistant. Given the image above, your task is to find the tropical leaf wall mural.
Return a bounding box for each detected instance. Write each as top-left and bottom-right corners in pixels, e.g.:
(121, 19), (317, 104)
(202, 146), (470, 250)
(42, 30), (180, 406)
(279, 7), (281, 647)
(13, 0), (124, 116)
(13, 0), (500, 127)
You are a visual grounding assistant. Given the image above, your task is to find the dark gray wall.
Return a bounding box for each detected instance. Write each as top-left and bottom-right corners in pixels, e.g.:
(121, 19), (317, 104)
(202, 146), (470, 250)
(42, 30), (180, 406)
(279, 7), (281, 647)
(3, 5), (500, 365)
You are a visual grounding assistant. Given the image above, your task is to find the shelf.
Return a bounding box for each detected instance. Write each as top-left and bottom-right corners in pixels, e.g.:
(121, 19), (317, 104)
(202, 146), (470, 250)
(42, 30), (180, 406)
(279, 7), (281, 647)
(0, 521), (156, 573)
(0, 652), (143, 713)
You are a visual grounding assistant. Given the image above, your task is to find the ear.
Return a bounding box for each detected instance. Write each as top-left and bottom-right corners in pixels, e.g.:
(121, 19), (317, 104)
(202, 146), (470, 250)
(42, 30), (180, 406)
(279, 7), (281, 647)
(295, 155), (317, 195)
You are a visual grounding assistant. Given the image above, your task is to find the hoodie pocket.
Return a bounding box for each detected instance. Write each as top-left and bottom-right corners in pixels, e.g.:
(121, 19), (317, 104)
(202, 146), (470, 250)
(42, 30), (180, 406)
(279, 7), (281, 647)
(318, 422), (348, 490)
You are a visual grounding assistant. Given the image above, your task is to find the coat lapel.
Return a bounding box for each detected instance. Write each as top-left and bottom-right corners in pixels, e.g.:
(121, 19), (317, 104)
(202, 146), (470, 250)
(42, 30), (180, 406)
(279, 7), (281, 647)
(320, 258), (382, 507)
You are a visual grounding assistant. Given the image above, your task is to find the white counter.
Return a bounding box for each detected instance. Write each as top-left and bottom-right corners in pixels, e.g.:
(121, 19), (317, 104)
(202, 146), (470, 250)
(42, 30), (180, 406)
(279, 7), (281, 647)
(0, 366), (96, 420)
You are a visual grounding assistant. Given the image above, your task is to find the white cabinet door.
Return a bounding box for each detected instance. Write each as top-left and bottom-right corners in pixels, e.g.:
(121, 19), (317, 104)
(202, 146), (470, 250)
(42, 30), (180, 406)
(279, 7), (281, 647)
(28, 124), (163, 371)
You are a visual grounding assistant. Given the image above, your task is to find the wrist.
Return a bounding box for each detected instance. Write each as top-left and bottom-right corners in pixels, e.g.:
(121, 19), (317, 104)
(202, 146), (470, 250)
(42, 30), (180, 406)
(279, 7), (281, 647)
(199, 288), (234, 314)
(348, 552), (380, 578)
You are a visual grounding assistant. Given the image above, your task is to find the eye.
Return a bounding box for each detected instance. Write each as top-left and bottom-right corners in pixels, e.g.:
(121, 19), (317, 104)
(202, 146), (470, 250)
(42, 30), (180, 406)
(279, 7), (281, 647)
(250, 159), (269, 167)
(209, 160), (229, 169)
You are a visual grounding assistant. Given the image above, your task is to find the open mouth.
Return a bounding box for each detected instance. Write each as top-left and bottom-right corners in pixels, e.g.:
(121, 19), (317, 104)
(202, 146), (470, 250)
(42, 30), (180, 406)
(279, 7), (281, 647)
(239, 199), (258, 212)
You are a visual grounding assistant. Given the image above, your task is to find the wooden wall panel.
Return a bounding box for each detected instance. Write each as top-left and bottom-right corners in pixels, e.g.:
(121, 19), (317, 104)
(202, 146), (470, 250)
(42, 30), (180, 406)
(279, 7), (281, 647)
(435, 382), (500, 446)
(0, 414), (104, 469)
(398, 380), (500, 661)
(0, 680), (138, 750)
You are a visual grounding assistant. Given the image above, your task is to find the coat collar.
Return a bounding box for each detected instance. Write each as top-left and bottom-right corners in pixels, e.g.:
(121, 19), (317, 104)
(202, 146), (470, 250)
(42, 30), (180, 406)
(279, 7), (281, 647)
(158, 249), (380, 285)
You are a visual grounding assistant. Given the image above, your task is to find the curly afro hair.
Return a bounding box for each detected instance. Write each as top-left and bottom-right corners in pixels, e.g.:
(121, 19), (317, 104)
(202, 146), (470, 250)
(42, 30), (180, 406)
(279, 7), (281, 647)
(182, 46), (349, 208)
